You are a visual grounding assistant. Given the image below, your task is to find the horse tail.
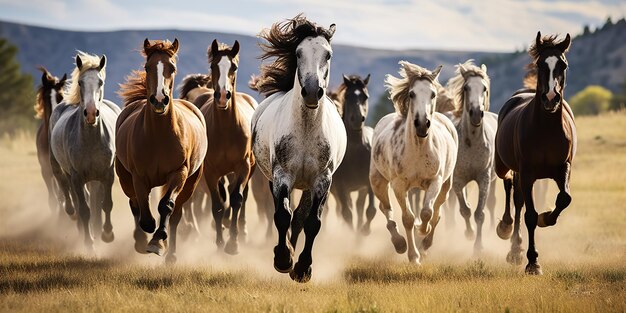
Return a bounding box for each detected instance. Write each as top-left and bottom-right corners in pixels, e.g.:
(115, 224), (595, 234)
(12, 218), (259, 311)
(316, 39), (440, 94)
(248, 74), (260, 92)
(118, 70), (147, 107)
(178, 73), (211, 100)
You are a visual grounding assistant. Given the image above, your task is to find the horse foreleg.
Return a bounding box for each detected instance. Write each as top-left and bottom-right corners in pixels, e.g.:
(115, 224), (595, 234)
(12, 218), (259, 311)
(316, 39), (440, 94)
(355, 188), (366, 233)
(472, 175), (490, 255)
(238, 182), (250, 243)
(521, 172), (541, 275)
(391, 182), (419, 264)
(225, 165), (250, 255)
(421, 177), (450, 253)
(507, 173), (524, 265)
(87, 182), (103, 240)
(487, 177), (497, 229)
(418, 178), (443, 237)
(101, 170), (115, 243)
(370, 167), (406, 253)
(337, 185), (354, 229)
(115, 159), (148, 253)
(50, 155), (75, 219)
(454, 178), (474, 240)
(69, 173), (93, 252)
(289, 173), (330, 283)
(166, 166), (202, 264)
(497, 174), (514, 240)
(290, 190), (312, 249)
(538, 162), (572, 227)
(271, 174), (294, 273)
(147, 166), (188, 257)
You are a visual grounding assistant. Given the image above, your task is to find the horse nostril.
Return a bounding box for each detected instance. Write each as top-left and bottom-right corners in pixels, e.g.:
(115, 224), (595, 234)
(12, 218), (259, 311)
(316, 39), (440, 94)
(214, 91), (220, 99)
(83, 109), (87, 116)
(95, 109), (100, 117)
(149, 95), (156, 105)
(301, 87), (308, 97)
(554, 94), (561, 103)
(163, 96), (170, 105)
(480, 111), (484, 118)
(414, 119), (420, 128)
(361, 116), (366, 122)
(317, 87), (324, 100)
(469, 109), (474, 117)
(426, 119), (431, 128)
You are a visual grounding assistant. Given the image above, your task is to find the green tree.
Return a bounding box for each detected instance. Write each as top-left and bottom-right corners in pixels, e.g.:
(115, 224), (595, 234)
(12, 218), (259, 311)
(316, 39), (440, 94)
(367, 90), (394, 127)
(0, 38), (35, 135)
(569, 85), (613, 116)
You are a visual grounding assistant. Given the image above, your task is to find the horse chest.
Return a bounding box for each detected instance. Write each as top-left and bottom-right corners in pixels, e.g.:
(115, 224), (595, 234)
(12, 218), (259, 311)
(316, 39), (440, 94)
(273, 134), (331, 188)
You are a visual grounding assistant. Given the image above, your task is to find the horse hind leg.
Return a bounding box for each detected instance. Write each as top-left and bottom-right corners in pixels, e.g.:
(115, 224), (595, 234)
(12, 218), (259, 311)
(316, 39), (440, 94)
(487, 177), (497, 229)
(538, 162), (572, 228)
(370, 168), (406, 254)
(497, 173), (515, 240)
(225, 170), (250, 255)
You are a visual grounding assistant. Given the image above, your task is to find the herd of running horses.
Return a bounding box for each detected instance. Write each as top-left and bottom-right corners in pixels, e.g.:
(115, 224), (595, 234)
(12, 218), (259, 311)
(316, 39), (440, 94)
(32, 14), (576, 283)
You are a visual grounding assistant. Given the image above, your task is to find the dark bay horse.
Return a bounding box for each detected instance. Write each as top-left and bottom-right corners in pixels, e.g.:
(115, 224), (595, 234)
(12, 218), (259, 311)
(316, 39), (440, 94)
(34, 67), (66, 214)
(116, 39), (208, 263)
(329, 74), (376, 234)
(191, 40), (257, 255)
(495, 32), (577, 275)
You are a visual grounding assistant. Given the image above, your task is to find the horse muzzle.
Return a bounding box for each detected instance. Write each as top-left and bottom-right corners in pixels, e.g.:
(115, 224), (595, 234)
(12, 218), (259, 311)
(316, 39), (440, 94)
(469, 109), (484, 127)
(301, 86), (324, 109)
(149, 95), (169, 114)
(541, 93), (561, 113)
(414, 118), (430, 138)
(83, 108), (99, 126)
(214, 90), (231, 110)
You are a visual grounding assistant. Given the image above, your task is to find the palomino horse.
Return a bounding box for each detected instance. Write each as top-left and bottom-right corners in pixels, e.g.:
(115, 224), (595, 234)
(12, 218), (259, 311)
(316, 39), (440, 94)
(328, 74), (376, 234)
(116, 39), (208, 263)
(189, 39), (257, 255)
(446, 60), (497, 254)
(370, 61), (458, 264)
(251, 15), (346, 282)
(49, 52), (120, 250)
(495, 32), (576, 275)
(34, 67), (66, 214)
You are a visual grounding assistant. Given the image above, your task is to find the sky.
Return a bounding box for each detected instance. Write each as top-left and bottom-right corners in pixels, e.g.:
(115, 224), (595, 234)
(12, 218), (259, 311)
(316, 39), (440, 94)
(0, 0), (624, 52)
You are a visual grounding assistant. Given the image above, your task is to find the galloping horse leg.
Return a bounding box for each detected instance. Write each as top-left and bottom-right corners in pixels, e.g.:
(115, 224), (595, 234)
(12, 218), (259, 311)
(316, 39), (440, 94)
(454, 178), (474, 240)
(147, 166), (188, 256)
(271, 175), (294, 273)
(337, 185), (354, 229)
(87, 182), (103, 240)
(132, 180), (155, 234)
(418, 177), (443, 237)
(208, 179), (227, 248)
(43, 173), (58, 213)
(220, 177), (231, 228)
(225, 165), (250, 255)
(507, 173), (524, 265)
(487, 178), (497, 229)
(497, 174), (514, 240)
(444, 189), (458, 230)
(422, 178), (450, 253)
(116, 159), (147, 253)
(355, 188), (366, 231)
(166, 167), (202, 264)
(537, 162), (572, 227)
(472, 174), (490, 255)
(370, 168), (406, 254)
(101, 170), (115, 243)
(50, 155), (75, 219)
(362, 186), (376, 236)
(289, 190), (312, 249)
(520, 172), (541, 275)
(392, 181), (419, 264)
(238, 182), (249, 243)
(289, 174), (330, 283)
(69, 173), (94, 252)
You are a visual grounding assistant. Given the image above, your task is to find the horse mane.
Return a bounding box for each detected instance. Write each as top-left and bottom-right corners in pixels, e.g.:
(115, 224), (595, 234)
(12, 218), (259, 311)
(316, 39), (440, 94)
(385, 61), (442, 117)
(255, 13), (335, 96)
(65, 51), (106, 105)
(523, 64), (538, 90)
(119, 40), (178, 107)
(34, 66), (53, 119)
(178, 73), (212, 99)
(447, 59), (490, 117)
(528, 34), (569, 63)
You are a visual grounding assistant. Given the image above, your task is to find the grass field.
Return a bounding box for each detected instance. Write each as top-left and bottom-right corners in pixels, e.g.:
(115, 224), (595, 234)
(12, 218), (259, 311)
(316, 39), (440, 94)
(1, 112), (625, 312)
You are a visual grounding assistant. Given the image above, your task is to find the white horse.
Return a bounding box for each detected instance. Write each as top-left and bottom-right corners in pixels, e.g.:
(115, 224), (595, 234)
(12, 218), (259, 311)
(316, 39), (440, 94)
(370, 61), (458, 264)
(251, 15), (346, 283)
(446, 60), (498, 254)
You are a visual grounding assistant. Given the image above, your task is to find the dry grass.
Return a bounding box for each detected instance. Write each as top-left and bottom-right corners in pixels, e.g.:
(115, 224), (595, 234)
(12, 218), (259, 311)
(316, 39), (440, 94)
(1, 112), (625, 312)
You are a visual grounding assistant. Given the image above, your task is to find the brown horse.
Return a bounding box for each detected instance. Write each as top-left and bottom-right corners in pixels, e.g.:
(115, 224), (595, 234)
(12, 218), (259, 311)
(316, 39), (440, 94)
(187, 39), (257, 255)
(34, 67), (67, 214)
(495, 32), (577, 275)
(116, 39), (208, 263)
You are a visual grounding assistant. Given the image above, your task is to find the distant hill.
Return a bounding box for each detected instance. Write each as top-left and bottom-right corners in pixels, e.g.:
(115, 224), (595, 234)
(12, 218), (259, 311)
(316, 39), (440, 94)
(1, 19), (624, 115)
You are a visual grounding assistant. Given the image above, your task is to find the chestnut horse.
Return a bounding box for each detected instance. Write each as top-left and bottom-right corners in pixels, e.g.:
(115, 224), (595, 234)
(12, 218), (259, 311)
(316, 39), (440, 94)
(189, 40), (257, 255)
(34, 67), (66, 214)
(116, 39), (208, 263)
(495, 32), (576, 275)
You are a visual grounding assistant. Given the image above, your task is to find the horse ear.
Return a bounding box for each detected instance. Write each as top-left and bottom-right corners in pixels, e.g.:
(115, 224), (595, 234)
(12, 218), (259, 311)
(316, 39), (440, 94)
(143, 38), (151, 52)
(364, 74), (371, 86)
(76, 55), (83, 70)
(431, 65), (443, 81)
(99, 55), (107, 71)
(41, 70), (50, 86)
(557, 33), (571, 53)
(210, 39), (219, 56)
(171, 38), (179, 54)
(328, 24), (336, 39)
(481, 64), (488, 73)
(231, 40), (240, 56)
(60, 73), (67, 84)
(535, 31), (543, 48)
(342, 74), (350, 85)
(292, 19), (297, 30)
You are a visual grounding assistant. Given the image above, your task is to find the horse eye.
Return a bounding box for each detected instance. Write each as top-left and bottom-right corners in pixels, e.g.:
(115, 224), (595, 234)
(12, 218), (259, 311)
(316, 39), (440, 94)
(483, 86), (487, 92)
(431, 91), (436, 99)
(296, 51), (302, 59)
(326, 53), (331, 61)
(463, 85), (468, 92)
(409, 91), (415, 99)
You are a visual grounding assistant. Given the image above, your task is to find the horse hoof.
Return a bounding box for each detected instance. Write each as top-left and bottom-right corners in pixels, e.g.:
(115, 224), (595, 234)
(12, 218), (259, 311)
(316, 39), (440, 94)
(525, 263), (543, 275)
(165, 254), (177, 265)
(496, 220), (513, 240)
(216, 237), (225, 249)
(421, 236), (433, 251)
(69, 212), (78, 221)
(391, 235), (407, 254)
(289, 262), (312, 283)
(139, 218), (156, 233)
(506, 249), (524, 265)
(273, 244), (294, 273)
(417, 224), (432, 237)
(464, 229), (475, 240)
(101, 230), (115, 243)
(360, 225), (372, 236)
(537, 211), (556, 228)
(408, 253), (421, 265)
(146, 238), (167, 256)
(224, 239), (239, 255)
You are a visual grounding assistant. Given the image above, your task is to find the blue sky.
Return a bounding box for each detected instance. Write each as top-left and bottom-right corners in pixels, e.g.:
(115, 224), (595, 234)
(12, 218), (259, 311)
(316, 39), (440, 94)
(0, 0), (624, 51)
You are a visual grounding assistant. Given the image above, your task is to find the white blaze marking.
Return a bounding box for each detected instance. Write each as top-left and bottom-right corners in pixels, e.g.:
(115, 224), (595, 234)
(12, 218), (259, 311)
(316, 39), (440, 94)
(50, 89), (59, 110)
(354, 90), (361, 96)
(545, 56), (558, 101)
(156, 61), (165, 101)
(217, 57), (230, 92)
